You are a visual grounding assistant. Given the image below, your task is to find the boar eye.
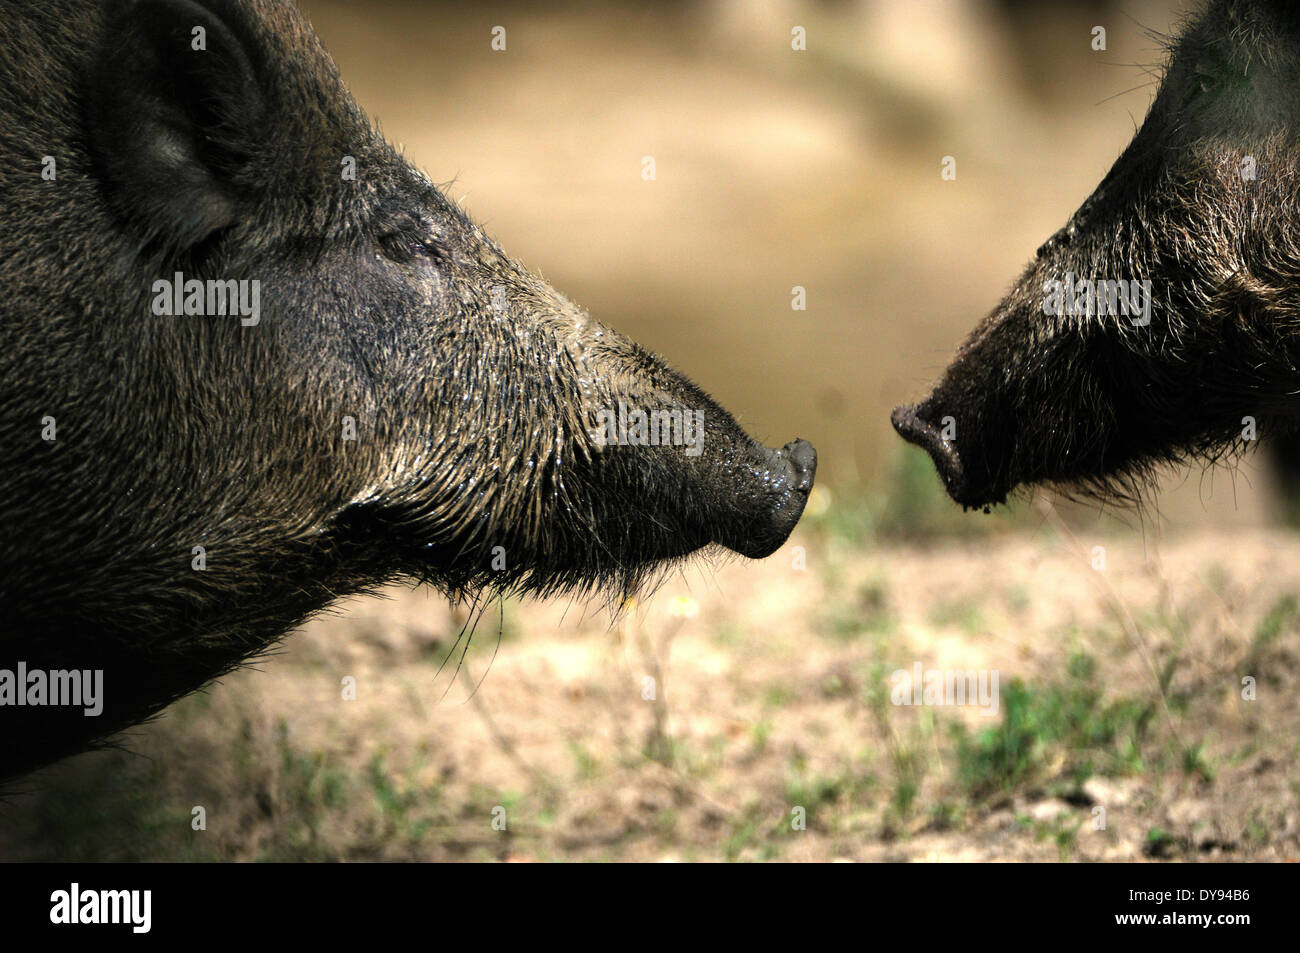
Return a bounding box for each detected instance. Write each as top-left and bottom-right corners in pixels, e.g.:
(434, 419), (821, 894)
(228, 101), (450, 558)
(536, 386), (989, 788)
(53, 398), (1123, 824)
(1191, 55), (1245, 98)
(1036, 225), (1073, 259)
(378, 229), (444, 265)
(1193, 62), (1218, 94)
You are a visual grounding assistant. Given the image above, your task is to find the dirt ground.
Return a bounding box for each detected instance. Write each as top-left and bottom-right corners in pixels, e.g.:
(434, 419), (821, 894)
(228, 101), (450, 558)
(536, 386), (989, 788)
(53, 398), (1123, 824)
(4, 487), (1298, 862)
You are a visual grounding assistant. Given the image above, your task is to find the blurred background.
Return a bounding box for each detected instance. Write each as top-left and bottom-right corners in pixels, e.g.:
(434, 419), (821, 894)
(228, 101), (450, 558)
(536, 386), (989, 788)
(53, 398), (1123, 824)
(4, 0), (1298, 862)
(308, 0), (1282, 523)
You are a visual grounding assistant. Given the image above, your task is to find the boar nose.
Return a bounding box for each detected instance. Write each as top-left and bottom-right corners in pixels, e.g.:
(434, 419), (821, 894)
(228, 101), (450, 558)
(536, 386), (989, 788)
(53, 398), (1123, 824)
(890, 403), (976, 507)
(773, 438), (817, 493)
(714, 438), (817, 559)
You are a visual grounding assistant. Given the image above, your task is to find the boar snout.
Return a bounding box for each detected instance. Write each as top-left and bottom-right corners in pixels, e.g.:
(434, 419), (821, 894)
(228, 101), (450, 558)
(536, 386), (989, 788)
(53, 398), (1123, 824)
(891, 403), (964, 499)
(717, 438), (817, 558)
(891, 402), (1007, 510)
(888, 0), (1300, 511)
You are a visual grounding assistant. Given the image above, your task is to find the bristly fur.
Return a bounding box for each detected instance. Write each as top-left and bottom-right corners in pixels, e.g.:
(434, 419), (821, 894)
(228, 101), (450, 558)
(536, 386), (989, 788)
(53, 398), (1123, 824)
(895, 0), (1300, 513)
(0, 0), (814, 782)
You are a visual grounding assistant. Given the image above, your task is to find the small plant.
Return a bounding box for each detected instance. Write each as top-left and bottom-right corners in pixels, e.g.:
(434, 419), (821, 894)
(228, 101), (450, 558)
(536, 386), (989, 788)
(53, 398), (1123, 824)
(1245, 594), (1300, 679)
(1144, 827), (1180, 859)
(951, 652), (1158, 800)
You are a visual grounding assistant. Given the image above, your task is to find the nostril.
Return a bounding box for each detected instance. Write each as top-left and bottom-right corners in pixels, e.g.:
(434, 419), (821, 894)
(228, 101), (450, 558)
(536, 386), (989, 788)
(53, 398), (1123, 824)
(891, 403), (969, 500)
(890, 404), (928, 443)
(776, 438), (817, 491)
(713, 438), (818, 559)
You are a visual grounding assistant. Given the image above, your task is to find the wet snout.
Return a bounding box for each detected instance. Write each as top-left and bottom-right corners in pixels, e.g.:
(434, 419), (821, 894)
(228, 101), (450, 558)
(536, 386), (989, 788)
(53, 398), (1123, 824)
(891, 403), (1004, 509)
(713, 438), (817, 558)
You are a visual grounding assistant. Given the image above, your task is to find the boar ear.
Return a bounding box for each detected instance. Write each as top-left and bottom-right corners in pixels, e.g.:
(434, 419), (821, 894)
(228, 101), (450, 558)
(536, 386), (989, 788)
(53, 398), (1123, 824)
(88, 0), (268, 252)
